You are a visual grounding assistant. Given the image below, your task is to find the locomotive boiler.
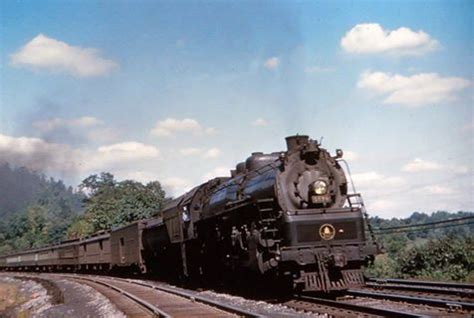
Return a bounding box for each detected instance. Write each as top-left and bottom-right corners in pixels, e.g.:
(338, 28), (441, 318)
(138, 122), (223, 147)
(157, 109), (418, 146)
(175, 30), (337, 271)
(146, 135), (380, 292)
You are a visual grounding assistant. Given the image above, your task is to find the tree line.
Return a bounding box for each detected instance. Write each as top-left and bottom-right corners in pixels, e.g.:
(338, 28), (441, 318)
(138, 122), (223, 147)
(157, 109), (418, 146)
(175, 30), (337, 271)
(0, 165), (165, 255)
(367, 211), (474, 282)
(0, 164), (472, 282)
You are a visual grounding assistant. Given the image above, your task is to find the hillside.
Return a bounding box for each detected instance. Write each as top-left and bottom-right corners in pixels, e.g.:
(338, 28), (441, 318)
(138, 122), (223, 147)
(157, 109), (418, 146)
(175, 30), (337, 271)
(0, 164), (85, 254)
(368, 211), (474, 282)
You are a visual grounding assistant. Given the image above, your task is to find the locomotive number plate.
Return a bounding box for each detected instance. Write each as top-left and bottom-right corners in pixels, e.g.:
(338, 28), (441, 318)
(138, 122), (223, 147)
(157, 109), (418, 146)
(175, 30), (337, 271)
(311, 195), (330, 204)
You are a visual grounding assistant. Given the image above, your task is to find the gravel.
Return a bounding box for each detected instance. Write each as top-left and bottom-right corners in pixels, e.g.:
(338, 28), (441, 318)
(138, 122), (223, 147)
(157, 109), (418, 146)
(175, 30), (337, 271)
(35, 278), (126, 318)
(138, 278), (324, 317)
(197, 289), (325, 317)
(0, 276), (52, 317)
(0, 274), (125, 318)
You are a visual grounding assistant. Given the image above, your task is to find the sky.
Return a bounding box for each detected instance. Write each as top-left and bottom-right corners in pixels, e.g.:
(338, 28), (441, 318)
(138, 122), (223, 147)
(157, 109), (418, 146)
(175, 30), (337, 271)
(0, 0), (473, 219)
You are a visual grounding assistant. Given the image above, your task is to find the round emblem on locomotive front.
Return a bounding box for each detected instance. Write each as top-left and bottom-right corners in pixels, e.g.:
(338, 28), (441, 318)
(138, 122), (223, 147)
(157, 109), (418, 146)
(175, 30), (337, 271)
(319, 224), (335, 240)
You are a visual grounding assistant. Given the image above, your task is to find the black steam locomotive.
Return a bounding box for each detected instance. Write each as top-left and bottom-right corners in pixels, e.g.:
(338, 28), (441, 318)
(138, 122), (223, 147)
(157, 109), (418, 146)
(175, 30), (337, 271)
(145, 135), (380, 292)
(0, 135), (380, 292)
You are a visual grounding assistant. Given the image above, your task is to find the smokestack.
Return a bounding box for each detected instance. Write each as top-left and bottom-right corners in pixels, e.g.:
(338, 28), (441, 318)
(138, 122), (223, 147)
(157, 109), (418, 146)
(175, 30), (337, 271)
(285, 135), (309, 151)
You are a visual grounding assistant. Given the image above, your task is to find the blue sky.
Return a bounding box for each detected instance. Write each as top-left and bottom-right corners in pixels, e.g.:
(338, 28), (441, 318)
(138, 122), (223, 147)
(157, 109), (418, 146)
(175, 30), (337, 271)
(1, 0), (473, 218)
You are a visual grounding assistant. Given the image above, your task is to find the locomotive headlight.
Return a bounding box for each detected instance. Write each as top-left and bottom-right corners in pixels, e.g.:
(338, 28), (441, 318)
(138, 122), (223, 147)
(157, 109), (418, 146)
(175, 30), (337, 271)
(313, 180), (328, 195)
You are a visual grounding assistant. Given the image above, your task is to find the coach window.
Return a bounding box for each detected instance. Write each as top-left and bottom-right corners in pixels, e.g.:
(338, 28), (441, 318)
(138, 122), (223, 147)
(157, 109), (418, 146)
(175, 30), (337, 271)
(120, 238), (124, 246)
(99, 240), (103, 250)
(182, 205), (191, 222)
(83, 244), (87, 252)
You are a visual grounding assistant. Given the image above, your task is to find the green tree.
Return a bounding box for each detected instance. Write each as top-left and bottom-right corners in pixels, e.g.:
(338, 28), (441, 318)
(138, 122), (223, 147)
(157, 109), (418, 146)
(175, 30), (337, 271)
(67, 217), (94, 239)
(0, 165), (85, 253)
(23, 205), (51, 248)
(366, 254), (399, 278)
(71, 172), (166, 237)
(367, 211), (473, 281)
(397, 235), (474, 282)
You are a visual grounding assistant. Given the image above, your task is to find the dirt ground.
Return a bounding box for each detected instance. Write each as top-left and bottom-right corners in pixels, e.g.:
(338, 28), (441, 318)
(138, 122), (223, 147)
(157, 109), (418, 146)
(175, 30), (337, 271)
(0, 274), (125, 318)
(0, 280), (28, 316)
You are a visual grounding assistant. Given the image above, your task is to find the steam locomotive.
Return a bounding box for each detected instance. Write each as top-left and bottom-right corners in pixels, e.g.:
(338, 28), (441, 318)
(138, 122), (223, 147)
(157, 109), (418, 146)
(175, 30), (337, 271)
(0, 135), (380, 292)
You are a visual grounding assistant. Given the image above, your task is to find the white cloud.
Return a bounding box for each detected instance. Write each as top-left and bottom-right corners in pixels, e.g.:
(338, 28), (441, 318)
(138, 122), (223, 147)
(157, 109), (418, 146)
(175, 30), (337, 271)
(252, 118), (269, 127)
(202, 166), (230, 181)
(0, 134), (162, 178)
(117, 170), (160, 184)
(452, 166), (470, 174)
(89, 142), (159, 168)
(150, 118), (216, 137)
(179, 147), (201, 156)
(162, 177), (193, 196)
(33, 116), (103, 132)
(350, 165), (472, 218)
(358, 71), (471, 107)
(32, 116), (117, 144)
(97, 141), (160, 160)
(462, 119), (474, 132)
(341, 23), (439, 55)
(368, 199), (398, 217)
(85, 127), (120, 144)
(178, 147), (220, 159)
(351, 171), (381, 184)
(0, 133), (80, 174)
(402, 158), (469, 174)
(343, 151), (358, 161)
(10, 34), (118, 77)
(264, 57), (279, 70)
(402, 158), (442, 172)
(33, 118), (64, 132)
(202, 147), (221, 159)
(72, 116), (103, 127)
(204, 127), (217, 134)
(97, 142), (159, 157)
(422, 185), (455, 195)
(110, 171), (192, 196)
(352, 171), (405, 187)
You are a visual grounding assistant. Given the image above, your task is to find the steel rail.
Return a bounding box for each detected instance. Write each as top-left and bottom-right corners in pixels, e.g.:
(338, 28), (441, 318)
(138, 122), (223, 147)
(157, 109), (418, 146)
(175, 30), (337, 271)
(111, 277), (265, 318)
(368, 278), (474, 290)
(294, 294), (425, 318)
(365, 282), (473, 298)
(70, 276), (171, 318)
(347, 289), (474, 311)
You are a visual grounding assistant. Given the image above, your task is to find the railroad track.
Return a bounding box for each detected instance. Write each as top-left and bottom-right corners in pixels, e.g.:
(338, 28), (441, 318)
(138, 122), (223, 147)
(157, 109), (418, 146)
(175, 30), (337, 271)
(366, 278), (474, 299)
(284, 280), (474, 318)
(286, 292), (474, 318)
(68, 276), (165, 317)
(347, 289), (474, 311)
(285, 294), (423, 317)
(367, 278), (474, 290)
(7, 272), (474, 317)
(66, 275), (261, 317)
(360, 285), (473, 303)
